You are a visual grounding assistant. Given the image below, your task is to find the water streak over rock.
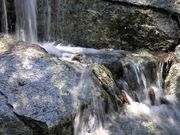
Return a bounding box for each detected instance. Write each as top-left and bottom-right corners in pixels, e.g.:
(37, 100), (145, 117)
(15, 0), (37, 43)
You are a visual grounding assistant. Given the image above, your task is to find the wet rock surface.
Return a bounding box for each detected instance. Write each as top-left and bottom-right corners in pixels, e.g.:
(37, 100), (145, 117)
(175, 44), (180, 61)
(91, 64), (125, 105)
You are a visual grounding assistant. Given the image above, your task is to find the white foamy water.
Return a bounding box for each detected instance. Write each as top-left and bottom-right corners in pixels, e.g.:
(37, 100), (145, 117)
(72, 58), (180, 135)
(56, 44), (123, 55)
(41, 42), (85, 63)
(39, 42), (180, 135)
(40, 42), (124, 65)
(73, 94), (180, 135)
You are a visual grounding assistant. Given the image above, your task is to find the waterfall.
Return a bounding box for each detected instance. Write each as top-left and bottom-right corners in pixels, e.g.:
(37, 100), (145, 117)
(1, 1), (180, 134)
(36, 42), (180, 134)
(45, 0), (51, 41)
(1, 0), (8, 33)
(71, 57), (180, 135)
(73, 67), (110, 135)
(14, 0), (37, 43)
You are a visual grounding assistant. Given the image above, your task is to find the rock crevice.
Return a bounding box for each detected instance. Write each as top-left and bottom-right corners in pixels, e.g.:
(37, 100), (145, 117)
(106, 0), (180, 14)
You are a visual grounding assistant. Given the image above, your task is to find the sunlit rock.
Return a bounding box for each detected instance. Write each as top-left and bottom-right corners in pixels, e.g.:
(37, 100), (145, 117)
(165, 45), (180, 99)
(165, 63), (180, 99)
(0, 35), (16, 54)
(91, 64), (124, 104)
(175, 44), (180, 61)
(0, 37), (107, 134)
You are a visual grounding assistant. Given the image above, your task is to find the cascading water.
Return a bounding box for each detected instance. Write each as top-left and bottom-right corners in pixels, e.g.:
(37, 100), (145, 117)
(1, 0), (8, 33)
(1, 1), (180, 134)
(45, 0), (51, 41)
(72, 67), (113, 135)
(43, 42), (179, 135)
(14, 0), (37, 43)
(67, 54), (180, 135)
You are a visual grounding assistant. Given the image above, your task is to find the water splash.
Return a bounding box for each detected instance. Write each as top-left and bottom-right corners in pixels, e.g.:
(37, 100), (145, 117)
(41, 42), (124, 64)
(39, 42), (180, 135)
(14, 0), (37, 43)
(72, 66), (113, 135)
(73, 57), (180, 135)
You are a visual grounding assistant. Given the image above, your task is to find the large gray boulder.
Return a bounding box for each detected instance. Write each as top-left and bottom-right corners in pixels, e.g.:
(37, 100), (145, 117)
(0, 37), (33, 135)
(0, 36), (107, 134)
(37, 0), (179, 51)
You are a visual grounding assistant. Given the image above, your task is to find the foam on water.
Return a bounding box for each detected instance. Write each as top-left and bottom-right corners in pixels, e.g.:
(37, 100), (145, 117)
(39, 42), (180, 135)
(56, 44), (123, 55)
(41, 42), (86, 64)
(41, 42), (124, 65)
(72, 57), (180, 135)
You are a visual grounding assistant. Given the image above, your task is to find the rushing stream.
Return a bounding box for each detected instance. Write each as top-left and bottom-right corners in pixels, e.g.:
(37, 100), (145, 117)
(73, 60), (180, 135)
(40, 42), (180, 135)
(0, 0), (180, 135)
